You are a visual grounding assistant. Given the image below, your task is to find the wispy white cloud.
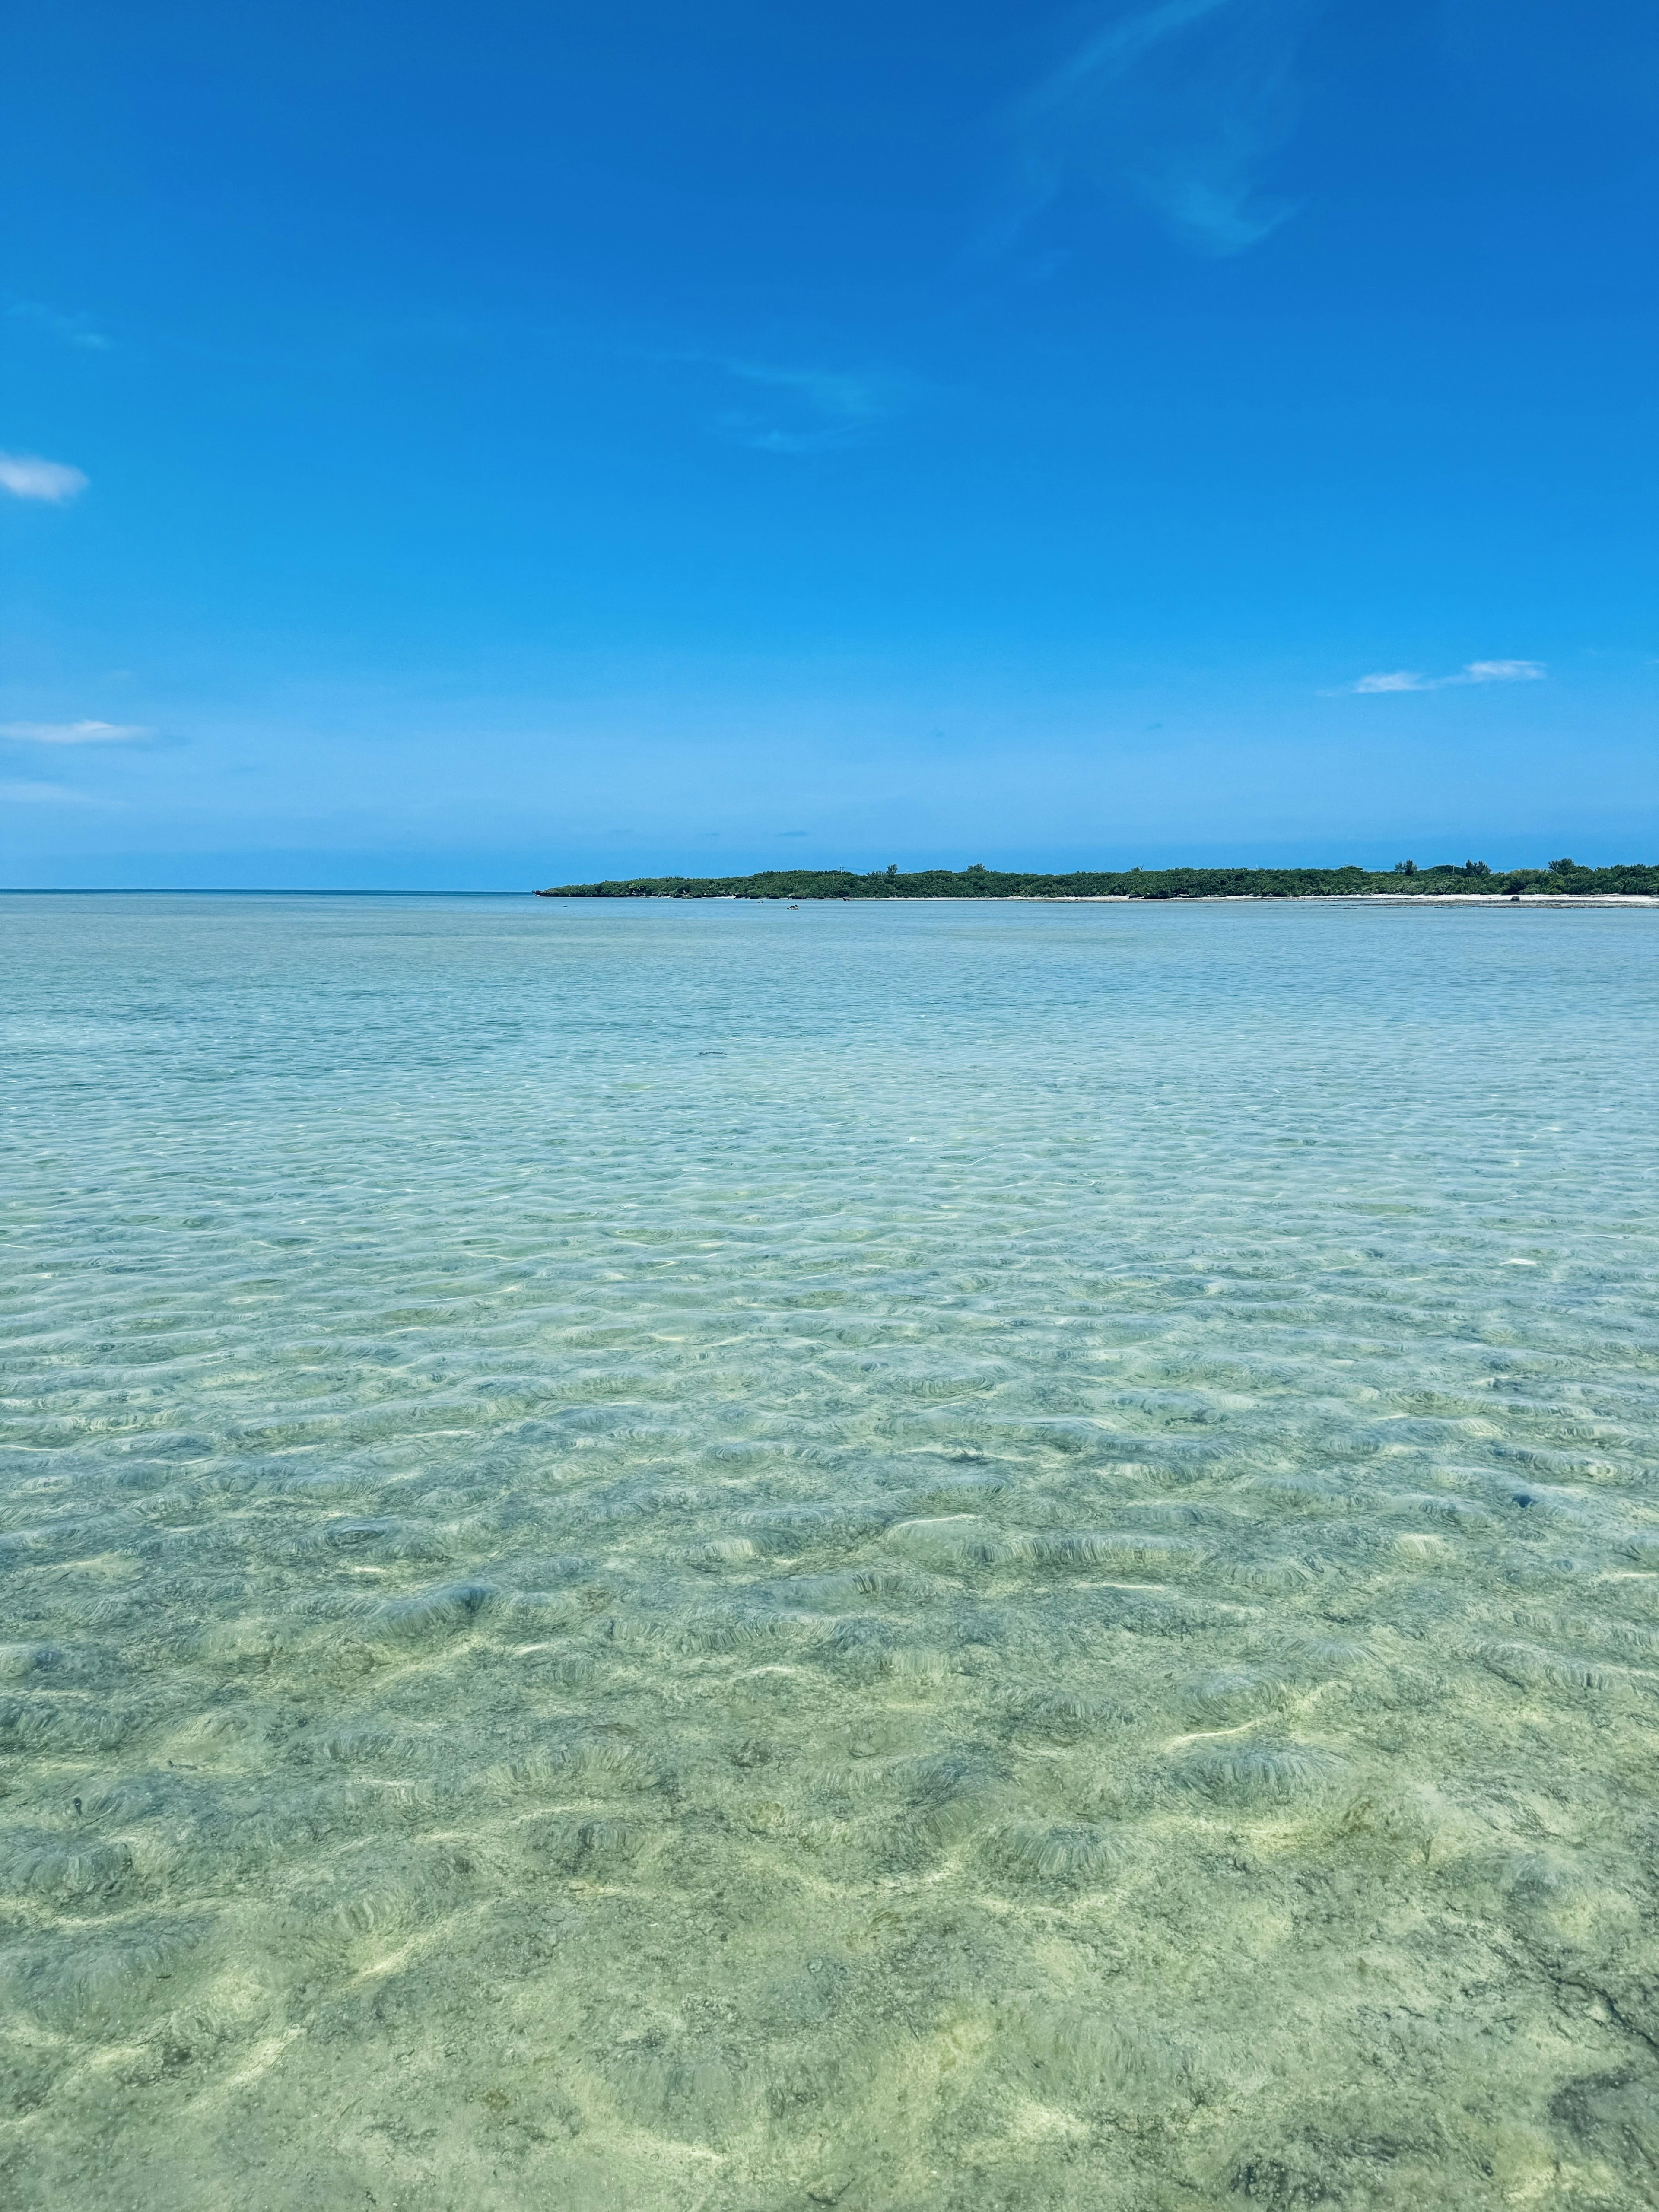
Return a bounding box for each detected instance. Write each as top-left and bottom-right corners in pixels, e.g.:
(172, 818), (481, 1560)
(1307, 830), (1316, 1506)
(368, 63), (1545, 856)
(0, 720), (152, 744)
(1350, 670), (1428, 693)
(1344, 659), (1546, 695)
(7, 299), (111, 351)
(0, 452), (89, 502)
(713, 361), (898, 454)
(1005, 0), (1312, 258)
(1456, 659), (1547, 685)
(0, 780), (98, 804)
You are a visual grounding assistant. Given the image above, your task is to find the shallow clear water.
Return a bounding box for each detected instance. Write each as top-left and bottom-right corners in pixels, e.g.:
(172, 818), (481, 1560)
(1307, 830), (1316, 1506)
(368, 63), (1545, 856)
(3, 893), (1658, 2211)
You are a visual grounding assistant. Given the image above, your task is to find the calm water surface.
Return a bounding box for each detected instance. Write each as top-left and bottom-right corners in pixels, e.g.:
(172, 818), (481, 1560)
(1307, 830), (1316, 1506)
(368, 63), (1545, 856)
(3, 894), (1658, 2210)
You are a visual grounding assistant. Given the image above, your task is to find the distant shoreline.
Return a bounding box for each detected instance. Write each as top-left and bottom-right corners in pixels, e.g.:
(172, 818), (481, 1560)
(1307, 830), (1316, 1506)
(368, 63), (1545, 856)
(536, 860), (1659, 904)
(536, 891), (1659, 908)
(6, 886), (1654, 906)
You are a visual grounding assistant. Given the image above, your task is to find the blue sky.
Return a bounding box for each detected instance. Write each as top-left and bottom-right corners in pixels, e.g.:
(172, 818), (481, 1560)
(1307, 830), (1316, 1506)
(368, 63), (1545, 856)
(3, 0), (1656, 886)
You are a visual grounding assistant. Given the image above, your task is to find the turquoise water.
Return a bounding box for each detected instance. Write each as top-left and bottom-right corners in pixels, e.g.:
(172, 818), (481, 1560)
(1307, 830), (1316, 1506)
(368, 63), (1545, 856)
(3, 893), (1658, 2210)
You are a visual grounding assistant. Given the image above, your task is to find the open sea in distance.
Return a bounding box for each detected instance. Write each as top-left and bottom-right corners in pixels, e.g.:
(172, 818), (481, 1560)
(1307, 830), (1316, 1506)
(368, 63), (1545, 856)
(3, 892), (1657, 2210)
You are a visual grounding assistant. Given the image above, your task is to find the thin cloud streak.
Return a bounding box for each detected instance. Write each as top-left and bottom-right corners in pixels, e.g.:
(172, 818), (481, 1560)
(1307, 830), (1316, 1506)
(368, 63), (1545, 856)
(1345, 659), (1547, 694)
(7, 299), (111, 351)
(0, 720), (153, 744)
(1459, 660), (1547, 684)
(0, 452), (89, 502)
(0, 780), (99, 804)
(1005, 0), (1312, 258)
(712, 360), (898, 454)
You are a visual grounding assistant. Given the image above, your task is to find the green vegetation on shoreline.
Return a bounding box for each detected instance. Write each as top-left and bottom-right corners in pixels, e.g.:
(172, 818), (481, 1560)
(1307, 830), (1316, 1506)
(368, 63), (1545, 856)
(537, 858), (1659, 901)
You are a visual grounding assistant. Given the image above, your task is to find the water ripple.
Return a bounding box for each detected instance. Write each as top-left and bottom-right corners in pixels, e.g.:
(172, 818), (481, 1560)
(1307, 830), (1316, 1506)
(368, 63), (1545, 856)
(3, 894), (1658, 2207)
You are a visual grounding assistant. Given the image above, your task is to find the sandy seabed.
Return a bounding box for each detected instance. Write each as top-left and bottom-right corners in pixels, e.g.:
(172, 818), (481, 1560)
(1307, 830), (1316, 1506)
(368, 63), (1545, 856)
(3, 893), (1657, 2210)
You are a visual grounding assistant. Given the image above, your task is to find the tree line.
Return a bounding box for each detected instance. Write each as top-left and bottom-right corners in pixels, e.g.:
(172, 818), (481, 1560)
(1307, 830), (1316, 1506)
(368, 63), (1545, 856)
(536, 858), (1659, 900)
